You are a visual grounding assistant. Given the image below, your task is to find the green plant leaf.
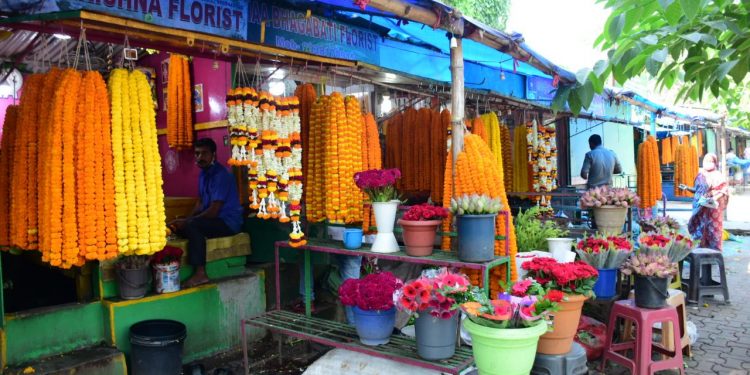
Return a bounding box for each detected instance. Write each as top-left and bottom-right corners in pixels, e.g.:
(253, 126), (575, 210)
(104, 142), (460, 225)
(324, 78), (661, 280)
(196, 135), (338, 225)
(578, 80), (596, 109)
(679, 32), (704, 43)
(641, 35), (659, 45)
(575, 67), (591, 85)
(680, 0), (701, 21)
(608, 14), (625, 41)
(728, 56), (749, 84)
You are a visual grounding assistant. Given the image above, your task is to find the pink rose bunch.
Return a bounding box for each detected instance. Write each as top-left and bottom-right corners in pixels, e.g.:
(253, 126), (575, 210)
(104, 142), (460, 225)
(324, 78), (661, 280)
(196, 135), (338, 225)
(354, 168), (401, 202)
(620, 253), (677, 278)
(339, 272), (404, 311)
(461, 279), (560, 329)
(394, 268), (470, 319)
(402, 203), (449, 221)
(667, 234), (694, 263)
(580, 186), (640, 209)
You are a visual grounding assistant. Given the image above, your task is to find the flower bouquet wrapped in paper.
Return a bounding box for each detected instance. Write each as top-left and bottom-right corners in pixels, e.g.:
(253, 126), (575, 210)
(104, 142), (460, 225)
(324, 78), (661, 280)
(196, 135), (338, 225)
(394, 268), (470, 319)
(575, 234), (633, 269)
(637, 234), (672, 257)
(668, 233), (694, 263)
(460, 279), (560, 329)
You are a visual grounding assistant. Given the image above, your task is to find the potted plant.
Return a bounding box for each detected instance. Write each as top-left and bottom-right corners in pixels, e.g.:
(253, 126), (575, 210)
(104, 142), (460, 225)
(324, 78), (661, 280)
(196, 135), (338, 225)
(398, 203), (449, 256)
(152, 246), (183, 294)
(354, 168), (402, 253)
(576, 234), (633, 298)
(449, 194), (503, 262)
(460, 279), (561, 375)
(115, 255), (151, 299)
(621, 253), (678, 308)
(394, 268), (470, 360)
(339, 271), (403, 345)
(579, 186), (640, 235)
(522, 257), (599, 355)
(515, 207), (569, 274)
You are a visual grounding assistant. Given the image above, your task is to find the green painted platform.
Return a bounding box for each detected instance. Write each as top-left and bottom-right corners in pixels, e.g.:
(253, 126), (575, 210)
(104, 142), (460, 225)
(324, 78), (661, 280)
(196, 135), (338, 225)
(4, 347), (126, 375)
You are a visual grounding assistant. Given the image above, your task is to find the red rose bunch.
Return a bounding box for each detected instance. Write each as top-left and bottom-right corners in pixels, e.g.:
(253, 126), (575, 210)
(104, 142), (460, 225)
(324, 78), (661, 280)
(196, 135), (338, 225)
(667, 233), (694, 262)
(522, 257), (599, 297)
(638, 233), (672, 257)
(402, 203), (449, 221)
(339, 271), (403, 311)
(394, 268), (470, 319)
(151, 246), (183, 265)
(576, 234), (633, 269)
(354, 168), (401, 202)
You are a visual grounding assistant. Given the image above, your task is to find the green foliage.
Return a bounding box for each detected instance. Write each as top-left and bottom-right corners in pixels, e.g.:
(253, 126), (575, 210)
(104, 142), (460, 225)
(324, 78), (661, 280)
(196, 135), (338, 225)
(552, 0), (750, 128)
(443, 0), (510, 31)
(515, 207), (568, 253)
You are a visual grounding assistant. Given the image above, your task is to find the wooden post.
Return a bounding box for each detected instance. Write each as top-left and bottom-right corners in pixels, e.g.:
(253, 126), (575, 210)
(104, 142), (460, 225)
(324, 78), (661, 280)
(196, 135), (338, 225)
(450, 37), (465, 199)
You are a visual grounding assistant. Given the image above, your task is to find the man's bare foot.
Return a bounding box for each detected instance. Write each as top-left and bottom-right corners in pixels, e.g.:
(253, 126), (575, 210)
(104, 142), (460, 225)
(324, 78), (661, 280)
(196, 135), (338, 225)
(183, 266), (210, 288)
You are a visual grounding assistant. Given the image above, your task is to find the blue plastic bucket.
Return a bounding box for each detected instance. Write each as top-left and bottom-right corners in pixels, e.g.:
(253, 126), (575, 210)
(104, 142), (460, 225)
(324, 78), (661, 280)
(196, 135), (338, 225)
(593, 268), (617, 299)
(456, 214), (497, 262)
(352, 307), (396, 345)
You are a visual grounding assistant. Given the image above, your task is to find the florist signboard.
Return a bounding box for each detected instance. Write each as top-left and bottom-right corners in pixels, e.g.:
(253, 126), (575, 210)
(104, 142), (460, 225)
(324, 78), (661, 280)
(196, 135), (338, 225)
(4, 0), (248, 40)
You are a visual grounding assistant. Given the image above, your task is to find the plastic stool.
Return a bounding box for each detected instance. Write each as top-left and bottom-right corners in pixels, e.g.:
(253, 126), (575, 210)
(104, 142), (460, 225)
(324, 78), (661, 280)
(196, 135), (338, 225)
(626, 289), (691, 358)
(531, 342), (588, 375)
(600, 299), (685, 375)
(680, 248), (730, 305)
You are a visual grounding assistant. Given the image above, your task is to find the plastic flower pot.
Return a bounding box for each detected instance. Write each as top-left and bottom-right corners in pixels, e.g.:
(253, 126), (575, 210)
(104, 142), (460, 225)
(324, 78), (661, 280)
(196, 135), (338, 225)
(547, 238), (574, 262)
(371, 201), (400, 253)
(352, 306), (396, 345)
(456, 214), (496, 262)
(634, 275), (669, 308)
(593, 268), (618, 299)
(398, 219), (441, 257)
(462, 318), (548, 375)
(537, 294), (588, 355)
(592, 206), (627, 235)
(414, 309), (458, 360)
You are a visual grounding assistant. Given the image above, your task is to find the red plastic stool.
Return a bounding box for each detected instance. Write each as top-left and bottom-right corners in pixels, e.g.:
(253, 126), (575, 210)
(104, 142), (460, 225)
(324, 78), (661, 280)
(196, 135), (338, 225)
(600, 299), (685, 375)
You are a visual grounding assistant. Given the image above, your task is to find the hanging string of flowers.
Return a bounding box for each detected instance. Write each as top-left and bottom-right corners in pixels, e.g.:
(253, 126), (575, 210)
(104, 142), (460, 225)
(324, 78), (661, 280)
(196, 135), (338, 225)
(10, 74), (43, 250)
(660, 136), (673, 164)
(295, 83), (316, 189)
(674, 140), (699, 198)
(109, 68), (167, 256)
(166, 54), (194, 150)
(512, 124), (530, 192)
(500, 119), (513, 190)
(527, 119), (557, 206)
(0, 105), (19, 248)
(38, 68), (63, 257)
(361, 112), (381, 233)
(637, 135), (662, 209)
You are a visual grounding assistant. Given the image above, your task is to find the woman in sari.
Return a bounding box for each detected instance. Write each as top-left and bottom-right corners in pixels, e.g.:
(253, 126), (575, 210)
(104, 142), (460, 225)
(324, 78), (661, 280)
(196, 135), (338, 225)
(679, 153), (729, 250)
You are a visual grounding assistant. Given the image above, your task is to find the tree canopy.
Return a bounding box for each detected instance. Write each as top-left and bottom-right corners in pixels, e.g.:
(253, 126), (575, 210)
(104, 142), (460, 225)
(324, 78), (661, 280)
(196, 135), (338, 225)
(553, 0), (750, 128)
(443, 0), (510, 31)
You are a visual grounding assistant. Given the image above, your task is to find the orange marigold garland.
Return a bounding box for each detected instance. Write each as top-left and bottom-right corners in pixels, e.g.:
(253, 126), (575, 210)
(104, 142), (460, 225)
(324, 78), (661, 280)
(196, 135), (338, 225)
(661, 136), (673, 164)
(638, 136), (662, 208)
(0, 105), (19, 248)
(166, 54), (194, 149)
(38, 68), (63, 256)
(10, 74), (43, 250)
(512, 124), (530, 192)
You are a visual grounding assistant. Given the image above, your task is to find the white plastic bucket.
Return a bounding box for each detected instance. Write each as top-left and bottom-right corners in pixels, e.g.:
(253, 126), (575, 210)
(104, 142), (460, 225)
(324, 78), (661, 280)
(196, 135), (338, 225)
(516, 251), (554, 279)
(154, 262), (181, 294)
(547, 238), (575, 263)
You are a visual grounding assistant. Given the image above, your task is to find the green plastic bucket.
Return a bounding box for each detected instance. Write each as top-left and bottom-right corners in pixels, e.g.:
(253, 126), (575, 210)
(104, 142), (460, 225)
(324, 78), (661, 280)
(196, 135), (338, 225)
(463, 318), (548, 375)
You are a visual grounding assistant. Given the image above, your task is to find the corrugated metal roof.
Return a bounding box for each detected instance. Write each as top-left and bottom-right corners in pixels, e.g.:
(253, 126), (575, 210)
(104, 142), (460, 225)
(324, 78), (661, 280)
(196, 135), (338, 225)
(0, 28), (132, 72)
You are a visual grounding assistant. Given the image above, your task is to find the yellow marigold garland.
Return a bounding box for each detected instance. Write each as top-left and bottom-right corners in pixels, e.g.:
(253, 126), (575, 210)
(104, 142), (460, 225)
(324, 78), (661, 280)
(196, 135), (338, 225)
(512, 124), (530, 192)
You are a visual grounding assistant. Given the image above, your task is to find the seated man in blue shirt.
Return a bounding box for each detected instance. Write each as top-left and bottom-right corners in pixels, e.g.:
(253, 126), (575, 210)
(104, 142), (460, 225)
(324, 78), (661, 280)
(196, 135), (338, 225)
(169, 138), (243, 288)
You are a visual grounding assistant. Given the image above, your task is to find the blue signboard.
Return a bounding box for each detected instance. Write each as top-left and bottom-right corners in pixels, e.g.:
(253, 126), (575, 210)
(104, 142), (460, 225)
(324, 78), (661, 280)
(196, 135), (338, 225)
(246, 1), (380, 65)
(3, 0), (248, 40)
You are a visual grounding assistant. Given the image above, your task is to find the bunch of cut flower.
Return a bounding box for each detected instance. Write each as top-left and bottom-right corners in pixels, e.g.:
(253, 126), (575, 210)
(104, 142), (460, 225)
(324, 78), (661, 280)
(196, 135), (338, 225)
(354, 168), (402, 202)
(639, 215), (680, 235)
(402, 203), (449, 222)
(620, 253), (678, 278)
(394, 267), (470, 319)
(339, 271), (403, 311)
(151, 246), (183, 265)
(522, 257), (599, 297)
(636, 233), (672, 257)
(579, 186), (640, 209)
(575, 233), (633, 269)
(667, 233), (693, 263)
(460, 278), (562, 329)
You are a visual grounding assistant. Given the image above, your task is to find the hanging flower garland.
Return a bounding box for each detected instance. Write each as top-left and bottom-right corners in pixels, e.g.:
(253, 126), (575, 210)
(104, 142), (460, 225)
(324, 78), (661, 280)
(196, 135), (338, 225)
(166, 54), (194, 150)
(38, 68), (63, 257)
(500, 119), (513, 190)
(524, 118), (557, 206)
(661, 136), (673, 164)
(512, 124), (530, 192)
(10, 74), (43, 250)
(637, 135), (662, 209)
(0, 105), (19, 248)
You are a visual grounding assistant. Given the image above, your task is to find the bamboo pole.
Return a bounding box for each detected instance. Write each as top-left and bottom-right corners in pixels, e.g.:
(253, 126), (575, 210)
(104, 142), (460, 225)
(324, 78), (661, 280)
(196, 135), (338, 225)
(451, 37), (465, 199)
